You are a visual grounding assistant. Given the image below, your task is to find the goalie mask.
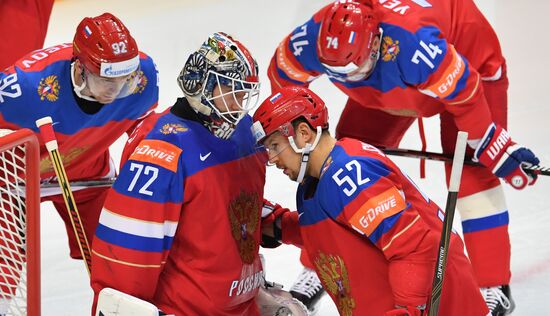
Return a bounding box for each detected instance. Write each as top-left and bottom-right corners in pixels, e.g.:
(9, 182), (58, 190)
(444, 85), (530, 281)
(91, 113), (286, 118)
(177, 32), (261, 139)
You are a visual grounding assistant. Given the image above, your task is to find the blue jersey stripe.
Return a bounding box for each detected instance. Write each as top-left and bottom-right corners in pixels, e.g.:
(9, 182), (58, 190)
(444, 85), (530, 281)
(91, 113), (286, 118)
(462, 211), (509, 233)
(444, 60), (471, 100)
(368, 210), (404, 244)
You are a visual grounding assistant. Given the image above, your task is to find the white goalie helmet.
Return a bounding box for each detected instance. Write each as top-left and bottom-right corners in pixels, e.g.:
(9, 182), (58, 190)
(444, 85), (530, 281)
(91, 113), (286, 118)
(177, 32), (261, 139)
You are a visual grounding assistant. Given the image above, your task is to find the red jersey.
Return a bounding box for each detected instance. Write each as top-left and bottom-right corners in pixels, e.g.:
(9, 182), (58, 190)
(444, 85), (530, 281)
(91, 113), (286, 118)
(0, 44), (159, 181)
(91, 99), (268, 315)
(268, 0), (505, 139)
(287, 138), (488, 315)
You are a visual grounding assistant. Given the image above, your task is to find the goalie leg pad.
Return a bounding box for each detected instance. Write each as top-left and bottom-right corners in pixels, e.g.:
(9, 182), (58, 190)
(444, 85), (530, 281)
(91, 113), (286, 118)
(96, 288), (160, 316)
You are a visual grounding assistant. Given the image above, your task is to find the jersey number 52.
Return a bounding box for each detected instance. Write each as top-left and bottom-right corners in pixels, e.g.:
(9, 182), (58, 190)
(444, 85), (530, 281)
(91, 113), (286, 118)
(332, 160), (371, 197)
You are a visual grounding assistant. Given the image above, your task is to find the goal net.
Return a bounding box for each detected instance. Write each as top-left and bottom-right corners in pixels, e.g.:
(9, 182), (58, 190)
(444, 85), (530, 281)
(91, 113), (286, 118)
(0, 129), (40, 316)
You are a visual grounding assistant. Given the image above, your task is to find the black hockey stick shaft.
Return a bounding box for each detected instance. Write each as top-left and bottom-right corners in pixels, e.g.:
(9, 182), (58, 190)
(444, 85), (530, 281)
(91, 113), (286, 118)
(36, 117), (91, 276)
(428, 132), (468, 316)
(40, 178), (116, 189)
(381, 148), (549, 176)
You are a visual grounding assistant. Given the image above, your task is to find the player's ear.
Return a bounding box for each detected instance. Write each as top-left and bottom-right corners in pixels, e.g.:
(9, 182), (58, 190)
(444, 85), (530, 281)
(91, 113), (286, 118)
(296, 122), (315, 143)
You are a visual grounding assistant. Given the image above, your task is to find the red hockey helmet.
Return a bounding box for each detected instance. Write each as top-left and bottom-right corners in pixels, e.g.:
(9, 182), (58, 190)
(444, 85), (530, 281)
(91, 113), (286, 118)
(318, 1), (381, 73)
(252, 86), (328, 143)
(73, 13), (140, 78)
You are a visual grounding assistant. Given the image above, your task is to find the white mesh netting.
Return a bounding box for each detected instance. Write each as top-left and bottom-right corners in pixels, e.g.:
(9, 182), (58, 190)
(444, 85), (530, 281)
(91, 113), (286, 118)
(0, 133), (29, 316)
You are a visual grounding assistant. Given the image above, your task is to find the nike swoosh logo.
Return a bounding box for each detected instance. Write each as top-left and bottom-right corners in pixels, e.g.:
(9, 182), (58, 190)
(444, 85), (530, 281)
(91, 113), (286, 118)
(199, 152), (211, 161)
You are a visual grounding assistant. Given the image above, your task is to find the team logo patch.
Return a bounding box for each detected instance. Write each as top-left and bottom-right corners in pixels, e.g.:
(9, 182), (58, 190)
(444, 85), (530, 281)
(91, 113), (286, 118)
(349, 186), (406, 236)
(130, 139), (182, 172)
(314, 251), (356, 316)
(228, 190), (261, 264)
(132, 71), (147, 94)
(37, 75), (60, 102)
(381, 36), (400, 62)
(160, 123), (188, 135)
(40, 146), (88, 173)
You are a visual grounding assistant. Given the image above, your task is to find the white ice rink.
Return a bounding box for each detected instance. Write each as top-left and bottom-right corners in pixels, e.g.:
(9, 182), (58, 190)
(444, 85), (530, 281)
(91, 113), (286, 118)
(38, 0), (550, 314)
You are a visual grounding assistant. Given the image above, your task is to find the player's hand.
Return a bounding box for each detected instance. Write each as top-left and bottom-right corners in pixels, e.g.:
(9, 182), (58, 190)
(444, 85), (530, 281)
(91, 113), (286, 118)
(473, 123), (539, 190)
(260, 199), (289, 248)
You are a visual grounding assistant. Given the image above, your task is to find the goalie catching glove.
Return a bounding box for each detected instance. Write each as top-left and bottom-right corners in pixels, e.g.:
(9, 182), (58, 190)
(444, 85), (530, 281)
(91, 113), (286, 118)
(473, 123), (539, 190)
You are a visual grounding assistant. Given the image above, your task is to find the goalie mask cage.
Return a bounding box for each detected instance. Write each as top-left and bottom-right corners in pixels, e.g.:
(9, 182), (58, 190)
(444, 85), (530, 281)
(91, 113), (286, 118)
(0, 129), (40, 316)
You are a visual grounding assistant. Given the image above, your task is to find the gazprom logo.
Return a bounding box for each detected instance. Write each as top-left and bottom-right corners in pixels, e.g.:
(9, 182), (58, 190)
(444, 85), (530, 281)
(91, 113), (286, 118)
(100, 55), (140, 78)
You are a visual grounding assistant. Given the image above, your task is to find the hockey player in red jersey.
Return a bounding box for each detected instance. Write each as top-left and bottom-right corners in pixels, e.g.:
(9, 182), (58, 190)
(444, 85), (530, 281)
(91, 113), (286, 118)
(0, 14), (158, 310)
(91, 32), (306, 316)
(267, 1), (539, 314)
(252, 86), (490, 316)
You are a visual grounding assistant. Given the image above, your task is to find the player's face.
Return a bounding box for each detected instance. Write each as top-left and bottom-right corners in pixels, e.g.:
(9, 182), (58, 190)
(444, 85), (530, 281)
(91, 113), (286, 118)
(85, 70), (134, 104)
(212, 84), (246, 114)
(263, 132), (301, 181)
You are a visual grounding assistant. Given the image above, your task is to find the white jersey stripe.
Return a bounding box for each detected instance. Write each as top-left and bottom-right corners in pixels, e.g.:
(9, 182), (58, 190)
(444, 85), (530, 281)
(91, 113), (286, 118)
(99, 207), (178, 239)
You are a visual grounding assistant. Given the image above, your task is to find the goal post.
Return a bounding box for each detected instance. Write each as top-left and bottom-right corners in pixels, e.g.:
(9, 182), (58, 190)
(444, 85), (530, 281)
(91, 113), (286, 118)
(0, 129), (40, 316)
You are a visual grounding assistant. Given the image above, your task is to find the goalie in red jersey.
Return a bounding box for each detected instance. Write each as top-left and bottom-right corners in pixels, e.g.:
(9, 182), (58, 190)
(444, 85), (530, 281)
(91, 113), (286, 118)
(91, 32), (307, 316)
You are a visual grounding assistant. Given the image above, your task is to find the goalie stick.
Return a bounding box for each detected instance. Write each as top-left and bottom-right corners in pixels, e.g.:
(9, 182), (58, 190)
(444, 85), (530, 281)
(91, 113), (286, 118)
(36, 116), (92, 275)
(381, 147), (550, 176)
(427, 131), (468, 316)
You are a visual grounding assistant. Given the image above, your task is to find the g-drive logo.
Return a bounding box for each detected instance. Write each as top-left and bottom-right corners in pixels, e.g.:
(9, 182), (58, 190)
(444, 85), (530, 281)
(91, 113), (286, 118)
(100, 55), (140, 78)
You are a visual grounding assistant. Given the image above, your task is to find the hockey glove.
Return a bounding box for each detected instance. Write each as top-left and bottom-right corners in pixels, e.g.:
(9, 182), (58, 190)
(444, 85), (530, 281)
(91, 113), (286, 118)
(473, 123), (539, 190)
(260, 199), (288, 248)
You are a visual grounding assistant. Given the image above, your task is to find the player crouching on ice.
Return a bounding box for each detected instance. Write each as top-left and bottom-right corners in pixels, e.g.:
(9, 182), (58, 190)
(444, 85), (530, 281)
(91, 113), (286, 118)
(251, 86), (490, 316)
(90, 32), (306, 316)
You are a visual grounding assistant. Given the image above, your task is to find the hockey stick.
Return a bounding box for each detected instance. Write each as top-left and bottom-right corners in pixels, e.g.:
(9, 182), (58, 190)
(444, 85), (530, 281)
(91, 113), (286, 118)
(40, 178), (116, 189)
(381, 147), (549, 176)
(428, 131), (468, 316)
(36, 117), (91, 276)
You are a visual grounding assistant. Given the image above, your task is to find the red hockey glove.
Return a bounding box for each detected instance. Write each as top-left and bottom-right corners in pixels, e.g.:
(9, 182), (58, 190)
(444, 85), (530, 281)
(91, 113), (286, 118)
(385, 305), (425, 316)
(473, 123), (539, 190)
(261, 199), (289, 248)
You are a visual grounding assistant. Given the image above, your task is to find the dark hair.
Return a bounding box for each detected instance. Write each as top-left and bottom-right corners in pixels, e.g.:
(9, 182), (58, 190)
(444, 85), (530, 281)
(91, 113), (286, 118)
(291, 117), (330, 134)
